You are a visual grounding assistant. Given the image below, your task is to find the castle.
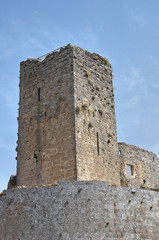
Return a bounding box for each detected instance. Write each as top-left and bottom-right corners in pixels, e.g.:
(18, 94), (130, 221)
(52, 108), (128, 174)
(0, 45), (159, 240)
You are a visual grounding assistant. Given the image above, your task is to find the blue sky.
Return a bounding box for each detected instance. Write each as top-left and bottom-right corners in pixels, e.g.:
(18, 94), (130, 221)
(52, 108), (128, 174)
(1, 0), (159, 191)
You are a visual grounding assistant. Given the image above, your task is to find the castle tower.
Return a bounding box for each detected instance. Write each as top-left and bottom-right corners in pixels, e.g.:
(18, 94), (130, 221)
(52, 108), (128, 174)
(17, 45), (120, 187)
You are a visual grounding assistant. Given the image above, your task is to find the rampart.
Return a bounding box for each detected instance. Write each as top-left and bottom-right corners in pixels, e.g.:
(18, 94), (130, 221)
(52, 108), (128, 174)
(2, 45), (159, 239)
(118, 142), (159, 190)
(0, 181), (159, 240)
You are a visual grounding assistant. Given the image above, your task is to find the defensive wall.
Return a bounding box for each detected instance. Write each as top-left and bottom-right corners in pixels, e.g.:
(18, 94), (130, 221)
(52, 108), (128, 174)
(118, 142), (159, 190)
(0, 181), (159, 240)
(2, 45), (159, 239)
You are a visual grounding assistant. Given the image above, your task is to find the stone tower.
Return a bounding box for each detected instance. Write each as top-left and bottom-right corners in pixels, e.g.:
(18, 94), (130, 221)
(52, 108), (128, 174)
(17, 45), (120, 187)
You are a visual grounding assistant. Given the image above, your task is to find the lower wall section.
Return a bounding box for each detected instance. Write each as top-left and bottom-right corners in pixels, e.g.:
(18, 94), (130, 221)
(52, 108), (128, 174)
(0, 181), (159, 240)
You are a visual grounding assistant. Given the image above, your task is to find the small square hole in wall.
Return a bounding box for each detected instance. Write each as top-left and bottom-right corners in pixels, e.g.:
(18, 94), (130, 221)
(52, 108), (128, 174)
(126, 164), (135, 177)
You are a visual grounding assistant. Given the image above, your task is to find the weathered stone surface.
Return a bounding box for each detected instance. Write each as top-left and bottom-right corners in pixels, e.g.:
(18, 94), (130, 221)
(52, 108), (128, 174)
(17, 45), (120, 187)
(73, 47), (119, 185)
(17, 45), (76, 186)
(118, 142), (159, 190)
(7, 175), (17, 189)
(5, 45), (159, 240)
(0, 181), (159, 240)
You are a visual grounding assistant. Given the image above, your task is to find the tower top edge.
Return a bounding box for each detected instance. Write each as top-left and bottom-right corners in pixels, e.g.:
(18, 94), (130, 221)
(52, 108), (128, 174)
(20, 43), (111, 67)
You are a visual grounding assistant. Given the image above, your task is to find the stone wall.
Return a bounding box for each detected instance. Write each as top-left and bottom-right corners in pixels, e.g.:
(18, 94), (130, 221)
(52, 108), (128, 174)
(0, 181), (159, 240)
(118, 142), (159, 190)
(17, 45), (76, 187)
(17, 45), (120, 187)
(73, 47), (120, 185)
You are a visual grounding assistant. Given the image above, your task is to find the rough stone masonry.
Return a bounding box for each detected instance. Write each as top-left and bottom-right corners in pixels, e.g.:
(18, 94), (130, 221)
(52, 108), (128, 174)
(0, 181), (159, 240)
(1, 45), (159, 240)
(16, 44), (159, 190)
(17, 44), (120, 187)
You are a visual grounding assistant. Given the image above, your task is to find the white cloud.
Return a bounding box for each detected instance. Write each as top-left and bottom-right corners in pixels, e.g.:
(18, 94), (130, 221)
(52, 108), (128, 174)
(127, 66), (144, 90)
(115, 65), (149, 110)
(118, 65), (145, 92)
(0, 142), (13, 151)
(130, 9), (145, 29)
(0, 16), (99, 61)
(125, 95), (140, 109)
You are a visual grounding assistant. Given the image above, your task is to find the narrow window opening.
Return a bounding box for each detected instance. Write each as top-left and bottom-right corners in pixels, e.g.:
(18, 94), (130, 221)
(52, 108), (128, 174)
(97, 132), (99, 155)
(126, 164), (135, 176)
(119, 150), (121, 155)
(38, 88), (41, 101)
(153, 156), (154, 161)
(143, 179), (146, 184)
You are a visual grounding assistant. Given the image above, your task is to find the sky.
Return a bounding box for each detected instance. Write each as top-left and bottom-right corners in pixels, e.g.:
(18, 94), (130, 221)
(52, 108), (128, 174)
(1, 0), (159, 192)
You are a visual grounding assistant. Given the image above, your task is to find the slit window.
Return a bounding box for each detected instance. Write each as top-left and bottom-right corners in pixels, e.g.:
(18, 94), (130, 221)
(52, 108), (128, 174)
(38, 88), (41, 101)
(126, 164), (134, 176)
(97, 132), (99, 155)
